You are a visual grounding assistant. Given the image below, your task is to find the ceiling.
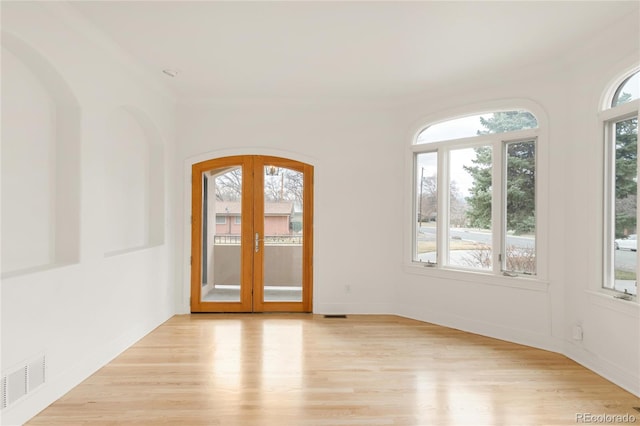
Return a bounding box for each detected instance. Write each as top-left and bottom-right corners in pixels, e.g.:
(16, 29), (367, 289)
(70, 1), (639, 101)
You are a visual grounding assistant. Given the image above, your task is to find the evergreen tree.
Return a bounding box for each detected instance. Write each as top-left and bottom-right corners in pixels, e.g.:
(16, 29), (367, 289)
(614, 95), (637, 237)
(464, 147), (492, 229)
(463, 111), (537, 234)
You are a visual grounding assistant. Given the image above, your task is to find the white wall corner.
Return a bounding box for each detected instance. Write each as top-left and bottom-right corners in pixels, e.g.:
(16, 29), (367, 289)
(0, 312), (174, 426)
(563, 342), (640, 398)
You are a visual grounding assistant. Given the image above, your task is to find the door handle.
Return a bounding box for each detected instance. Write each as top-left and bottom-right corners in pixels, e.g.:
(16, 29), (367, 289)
(255, 232), (260, 253)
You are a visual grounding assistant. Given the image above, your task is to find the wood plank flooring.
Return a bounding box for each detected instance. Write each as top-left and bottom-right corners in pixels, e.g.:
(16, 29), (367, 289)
(27, 314), (639, 425)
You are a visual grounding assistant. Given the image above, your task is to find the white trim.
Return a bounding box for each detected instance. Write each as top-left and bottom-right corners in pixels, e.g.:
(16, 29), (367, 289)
(403, 262), (549, 292)
(564, 342), (640, 397)
(601, 92), (639, 300)
(408, 98), (548, 144)
(314, 303), (394, 315)
(398, 310), (558, 354)
(0, 310), (173, 426)
(599, 66), (640, 111)
(599, 99), (640, 122)
(412, 128), (539, 151)
(406, 99), (549, 282)
(586, 290), (639, 317)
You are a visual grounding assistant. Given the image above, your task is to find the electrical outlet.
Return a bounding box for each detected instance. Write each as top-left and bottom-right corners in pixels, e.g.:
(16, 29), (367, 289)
(572, 325), (583, 341)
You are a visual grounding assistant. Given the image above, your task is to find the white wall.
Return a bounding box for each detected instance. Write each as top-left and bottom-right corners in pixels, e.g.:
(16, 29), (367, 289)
(173, 10), (639, 398)
(104, 107), (150, 254)
(1, 46), (56, 273)
(0, 3), (176, 425)
(394, 12), (640, 396)
(1, 3), (638, 425)
(560, 14), (640, 395)
(176, 100), (404, 315)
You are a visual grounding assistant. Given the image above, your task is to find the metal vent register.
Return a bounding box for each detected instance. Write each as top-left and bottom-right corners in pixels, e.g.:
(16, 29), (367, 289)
(0, 355), (46, 410)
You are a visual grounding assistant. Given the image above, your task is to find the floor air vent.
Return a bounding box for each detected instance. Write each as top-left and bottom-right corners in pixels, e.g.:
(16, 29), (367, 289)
(0, 355), (46, 410)
(323, 314), (347, 318)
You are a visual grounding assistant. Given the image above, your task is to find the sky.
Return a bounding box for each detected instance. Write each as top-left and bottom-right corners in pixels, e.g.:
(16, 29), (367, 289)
(415, 71), (639, 197)
(416, 114), (490, 198)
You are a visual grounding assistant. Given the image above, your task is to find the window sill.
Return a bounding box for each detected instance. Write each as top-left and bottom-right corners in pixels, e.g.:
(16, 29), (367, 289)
(1, 261), (78, 280)
(104, 243), (163, 258)
(586, 290), (639, 318)
(403, 263), (549, 292)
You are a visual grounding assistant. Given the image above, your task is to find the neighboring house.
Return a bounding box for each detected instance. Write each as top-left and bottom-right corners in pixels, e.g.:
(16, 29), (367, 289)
(291, 201), (303, 232)
(215, 201), (294, 235)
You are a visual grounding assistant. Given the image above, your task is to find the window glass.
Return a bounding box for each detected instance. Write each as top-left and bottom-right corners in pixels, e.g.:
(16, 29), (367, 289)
(613, 117), (638, 295)
(612, 71), (639, 107)
(448, 146), (492, 270)
(417, 111), (538, 144)
(413, 108), (539, 278)
(415, 152), (438, 263)
(504, 140), (536, 274)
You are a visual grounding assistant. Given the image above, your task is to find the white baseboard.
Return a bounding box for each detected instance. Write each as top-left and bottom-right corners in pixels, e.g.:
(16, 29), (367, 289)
(313, 302), (394, 315)
(397, 308), (639, 398)
(397, 307), (559, 352)
(1, 312), (174, 426)
(564, 342), (640, 397)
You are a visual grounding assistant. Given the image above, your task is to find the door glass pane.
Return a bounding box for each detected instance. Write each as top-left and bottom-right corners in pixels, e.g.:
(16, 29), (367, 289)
(504, 140), (536, 275)
(201, 166), (242, 302)
(448, 146), (492, 270)
(613, 117), (638, 295)
(263, 166), (303, 302)
(415, 152), (438, 264)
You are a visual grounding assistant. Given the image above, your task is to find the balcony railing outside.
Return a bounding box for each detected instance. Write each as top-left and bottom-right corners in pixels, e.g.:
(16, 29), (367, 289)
(214, 235), (302, 245)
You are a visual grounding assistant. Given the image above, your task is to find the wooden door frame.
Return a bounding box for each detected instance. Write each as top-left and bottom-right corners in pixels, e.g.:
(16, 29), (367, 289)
(252, 156), (313, 312)
(191, 155), (254, 312)
(190, 155), (313, 313)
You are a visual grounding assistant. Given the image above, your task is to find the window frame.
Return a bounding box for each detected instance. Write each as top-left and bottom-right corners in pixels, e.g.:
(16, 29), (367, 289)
(601, 83), (640, 299)
(407, 104), (548, 287)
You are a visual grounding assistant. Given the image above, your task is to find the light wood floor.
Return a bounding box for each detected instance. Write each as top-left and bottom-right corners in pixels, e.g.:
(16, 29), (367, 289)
(27, 314), (639, 425)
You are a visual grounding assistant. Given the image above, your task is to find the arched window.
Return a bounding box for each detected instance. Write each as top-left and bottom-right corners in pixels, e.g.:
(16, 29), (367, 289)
(411, 109), (539, 276)
(604, 70), (639, 297)
(417, 110), (538, 144)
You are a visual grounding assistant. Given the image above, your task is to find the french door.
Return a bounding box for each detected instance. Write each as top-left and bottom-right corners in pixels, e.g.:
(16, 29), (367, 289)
(190, 155), (313, 312)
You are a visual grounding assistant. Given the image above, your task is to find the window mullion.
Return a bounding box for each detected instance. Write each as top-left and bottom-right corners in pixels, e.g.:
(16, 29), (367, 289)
(439, 149), (449, 266)
(493, 139), (503, 275)
(604, 121), (616, 289)
(636, 119), (640, 294)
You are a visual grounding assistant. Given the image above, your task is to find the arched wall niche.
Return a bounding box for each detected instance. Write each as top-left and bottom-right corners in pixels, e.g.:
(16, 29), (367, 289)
(1, 31), (81, 277)
(103, 105), (165, 256)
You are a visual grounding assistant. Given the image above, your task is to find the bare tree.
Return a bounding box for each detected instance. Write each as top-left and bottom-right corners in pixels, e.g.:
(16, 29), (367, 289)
(449, 181), (467, 227)
(283, 170), (303, 202)
(214, 168), (242, 201)
(461, 245), (535, 274)
(265, 169), (304, 203)
(419, 175), (437, 222)
(214, 167), (304, 203)
(264, 174), (284, 202)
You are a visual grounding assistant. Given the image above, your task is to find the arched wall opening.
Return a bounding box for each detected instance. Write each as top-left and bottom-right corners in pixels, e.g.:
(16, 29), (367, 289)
(103, 105), (165, 256)
(1, 31), (81, 277)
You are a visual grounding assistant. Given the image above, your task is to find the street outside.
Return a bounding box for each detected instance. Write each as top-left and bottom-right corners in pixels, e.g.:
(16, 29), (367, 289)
(416, 224), (637, 295)
(416, 225), (533, 271)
